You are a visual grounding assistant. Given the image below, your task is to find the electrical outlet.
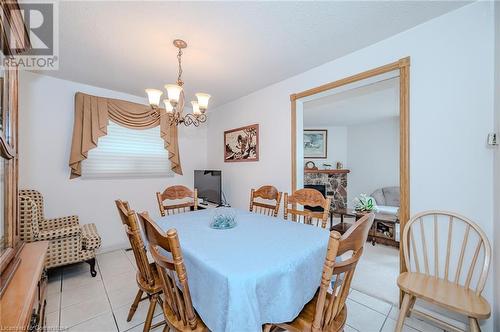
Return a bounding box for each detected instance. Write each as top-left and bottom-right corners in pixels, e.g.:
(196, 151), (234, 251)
(488, 133), (498, 146)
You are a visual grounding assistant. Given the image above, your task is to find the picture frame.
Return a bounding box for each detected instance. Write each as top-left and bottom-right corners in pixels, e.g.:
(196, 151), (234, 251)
(304, 129), (327, 159)
(224, 124), (259, 162)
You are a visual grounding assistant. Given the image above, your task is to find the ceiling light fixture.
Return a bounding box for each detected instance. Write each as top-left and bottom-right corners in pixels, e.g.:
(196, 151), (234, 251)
(146, 39), (210, 127)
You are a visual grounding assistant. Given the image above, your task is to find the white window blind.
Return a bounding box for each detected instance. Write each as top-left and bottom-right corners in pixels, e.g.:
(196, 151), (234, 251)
(82, 121), (173, 179)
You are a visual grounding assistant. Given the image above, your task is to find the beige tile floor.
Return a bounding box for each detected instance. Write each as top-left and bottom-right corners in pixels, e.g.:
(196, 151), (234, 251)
(45, 249), (442, 332)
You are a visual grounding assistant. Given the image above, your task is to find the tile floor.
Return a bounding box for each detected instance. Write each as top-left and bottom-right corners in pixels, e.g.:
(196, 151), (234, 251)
(45, 249), (443, 332)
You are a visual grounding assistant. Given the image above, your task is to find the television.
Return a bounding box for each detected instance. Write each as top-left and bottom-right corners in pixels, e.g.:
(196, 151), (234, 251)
(194, 170), (222, 205)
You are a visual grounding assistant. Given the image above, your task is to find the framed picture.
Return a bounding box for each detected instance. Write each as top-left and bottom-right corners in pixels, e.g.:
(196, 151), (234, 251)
(304, 129), (327, 159)
(224, 124), (259, 162)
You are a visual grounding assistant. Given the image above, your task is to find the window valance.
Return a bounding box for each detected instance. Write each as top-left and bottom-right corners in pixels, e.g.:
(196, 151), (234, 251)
(69, 92), (182, 179)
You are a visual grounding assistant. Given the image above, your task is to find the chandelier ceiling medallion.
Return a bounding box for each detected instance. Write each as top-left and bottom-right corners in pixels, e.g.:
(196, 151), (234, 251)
(145, 39), (210, 127)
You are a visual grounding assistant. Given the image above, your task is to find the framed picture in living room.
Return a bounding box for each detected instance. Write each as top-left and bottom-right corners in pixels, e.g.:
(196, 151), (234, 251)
(304, 129), (327, 159)
(224, 124), (259, 162)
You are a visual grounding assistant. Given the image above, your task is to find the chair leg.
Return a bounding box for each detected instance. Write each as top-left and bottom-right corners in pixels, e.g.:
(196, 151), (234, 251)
(143, 294), (158, 332)
(395, 293), (413, 332)
(127, 289), (144, 322)
(85, 258), (97, 277)
(407, 296), (416, 317)
(469, 317), (480, 332)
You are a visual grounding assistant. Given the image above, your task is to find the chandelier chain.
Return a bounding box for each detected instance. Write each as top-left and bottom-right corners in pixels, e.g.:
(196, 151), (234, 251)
(176, 47), (184, 86)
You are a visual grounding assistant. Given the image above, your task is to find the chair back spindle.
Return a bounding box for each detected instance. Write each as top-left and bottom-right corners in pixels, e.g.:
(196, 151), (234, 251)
(137, 212), (198, 330)
(283, 188), (330, 228)
(249, 185), (282, 217)
(312, 213), (375, 331)
(402, 210), (491, 295)
(115, 200), (155, 286)
(156, 185), (198, 216)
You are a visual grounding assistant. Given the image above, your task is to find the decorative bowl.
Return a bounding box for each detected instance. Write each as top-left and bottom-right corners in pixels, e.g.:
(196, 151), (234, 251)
(210, 207), (237, 230)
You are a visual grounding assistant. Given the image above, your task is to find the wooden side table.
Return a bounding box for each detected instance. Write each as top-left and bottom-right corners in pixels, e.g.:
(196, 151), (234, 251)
(331, 208), (400, 247)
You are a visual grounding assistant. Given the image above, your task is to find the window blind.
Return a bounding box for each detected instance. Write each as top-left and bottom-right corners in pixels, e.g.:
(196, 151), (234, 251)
(81, 121), (173, 179)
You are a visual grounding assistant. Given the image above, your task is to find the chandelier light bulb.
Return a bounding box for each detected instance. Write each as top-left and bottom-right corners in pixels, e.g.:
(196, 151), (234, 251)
(191, 101), (201, 115)
(145, 89), (163, 108)
(165, 84), (183, 104)
(195, 93), (211, 111)
(163, 99), (174, 113)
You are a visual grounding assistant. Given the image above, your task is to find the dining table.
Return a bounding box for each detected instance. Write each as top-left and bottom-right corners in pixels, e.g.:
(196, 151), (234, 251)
(156, 208), (330, 332)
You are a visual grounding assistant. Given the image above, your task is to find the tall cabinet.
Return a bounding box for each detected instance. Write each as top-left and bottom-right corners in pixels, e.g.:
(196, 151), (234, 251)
(0, 2), (49, 330)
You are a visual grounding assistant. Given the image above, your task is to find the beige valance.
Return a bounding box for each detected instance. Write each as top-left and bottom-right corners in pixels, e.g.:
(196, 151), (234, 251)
(69, 92), (182, 179)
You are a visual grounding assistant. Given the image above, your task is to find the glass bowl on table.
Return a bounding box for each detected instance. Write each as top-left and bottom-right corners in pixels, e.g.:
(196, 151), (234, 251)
(210, 207), (237, 230)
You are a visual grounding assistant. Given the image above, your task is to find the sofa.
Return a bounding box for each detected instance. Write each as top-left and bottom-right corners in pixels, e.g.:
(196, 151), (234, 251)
(370, 186), (400, 216)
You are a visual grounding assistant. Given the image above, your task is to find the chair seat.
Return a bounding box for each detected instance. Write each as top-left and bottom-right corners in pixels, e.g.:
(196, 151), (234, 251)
(136, 263), (163, 294)
(277, 291), (347, 332)
(163, 303), (208, 332)
(397, 272), (491, 319)
(81, 223), (102, 250)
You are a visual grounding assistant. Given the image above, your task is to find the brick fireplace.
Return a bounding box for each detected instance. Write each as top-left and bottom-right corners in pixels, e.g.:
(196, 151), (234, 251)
(303, 169), (349, 210)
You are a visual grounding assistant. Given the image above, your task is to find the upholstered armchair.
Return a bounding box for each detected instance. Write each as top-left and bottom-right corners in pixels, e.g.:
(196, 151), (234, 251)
(19, 190), (102, 276)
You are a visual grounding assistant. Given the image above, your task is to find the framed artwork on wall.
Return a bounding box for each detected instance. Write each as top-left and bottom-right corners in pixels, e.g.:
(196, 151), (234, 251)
(224, 124), (259, 162)
(304, 129), (327, 159)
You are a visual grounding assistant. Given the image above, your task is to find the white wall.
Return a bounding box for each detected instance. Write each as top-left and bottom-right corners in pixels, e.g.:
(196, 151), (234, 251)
(493, 2), (500, 331)
(206, 2), (495, 329)
(19, 72), (207, 251)
(346, 117), (399, 205)
(303, 126), (347, 168)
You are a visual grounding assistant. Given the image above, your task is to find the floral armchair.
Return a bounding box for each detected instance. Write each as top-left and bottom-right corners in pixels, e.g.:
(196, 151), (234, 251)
(19, 190), (101, 276)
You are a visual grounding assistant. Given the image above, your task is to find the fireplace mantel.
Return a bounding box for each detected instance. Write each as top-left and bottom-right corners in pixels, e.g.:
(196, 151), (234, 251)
(304, 169), (350, 175)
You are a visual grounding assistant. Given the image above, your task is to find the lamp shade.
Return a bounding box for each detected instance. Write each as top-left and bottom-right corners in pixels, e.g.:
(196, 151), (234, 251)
(164, 84), (183, 103)
(145, 89), (163, 107)
(191, 101), (201, 115)
(163, 99), (174, 113)
(195, 93), (211, 110)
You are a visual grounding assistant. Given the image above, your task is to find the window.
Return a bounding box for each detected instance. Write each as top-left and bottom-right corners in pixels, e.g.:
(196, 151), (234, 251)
(82, 121), (173, 179)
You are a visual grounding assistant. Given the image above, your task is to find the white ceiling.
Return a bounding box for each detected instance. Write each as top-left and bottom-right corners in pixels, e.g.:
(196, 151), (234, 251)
(304, 77), (399, 127)
(42, 1), (469, 108)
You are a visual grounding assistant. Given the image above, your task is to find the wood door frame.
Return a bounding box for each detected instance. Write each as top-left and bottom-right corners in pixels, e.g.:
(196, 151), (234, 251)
(290, 57), (410, 278)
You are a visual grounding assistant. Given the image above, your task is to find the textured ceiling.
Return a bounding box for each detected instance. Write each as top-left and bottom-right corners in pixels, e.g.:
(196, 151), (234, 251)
(42, 1), (469, 108)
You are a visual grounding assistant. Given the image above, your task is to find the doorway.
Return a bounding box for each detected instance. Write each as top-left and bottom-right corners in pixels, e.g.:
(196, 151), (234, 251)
(291, 58), (410, 302)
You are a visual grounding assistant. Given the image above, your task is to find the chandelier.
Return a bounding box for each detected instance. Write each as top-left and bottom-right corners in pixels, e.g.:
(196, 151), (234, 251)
(145, 39), (210, 127)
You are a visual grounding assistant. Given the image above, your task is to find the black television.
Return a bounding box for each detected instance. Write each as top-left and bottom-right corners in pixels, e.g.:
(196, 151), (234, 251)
(194, 170), (222, 205)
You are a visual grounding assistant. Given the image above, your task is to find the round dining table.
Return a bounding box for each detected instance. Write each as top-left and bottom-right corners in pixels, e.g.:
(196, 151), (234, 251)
(156, 208), (329, 332)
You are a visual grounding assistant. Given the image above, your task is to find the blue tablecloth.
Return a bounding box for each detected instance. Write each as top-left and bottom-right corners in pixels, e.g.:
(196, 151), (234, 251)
(156, 209), (329, 332)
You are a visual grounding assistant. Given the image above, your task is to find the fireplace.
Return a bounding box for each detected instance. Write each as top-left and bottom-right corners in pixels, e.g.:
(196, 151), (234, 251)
(304, 169), (349, 210)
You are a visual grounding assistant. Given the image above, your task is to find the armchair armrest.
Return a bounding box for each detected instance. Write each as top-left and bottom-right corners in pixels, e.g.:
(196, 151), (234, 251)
(38, 223), (81, 241)
(42, 215), (80, 231)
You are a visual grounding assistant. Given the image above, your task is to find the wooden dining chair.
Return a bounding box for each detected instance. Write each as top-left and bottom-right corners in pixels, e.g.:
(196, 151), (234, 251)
(264, 213), (374, 332)
(283, 188), (331, 228)
(249, 185), (282, 217)
(395, 211), (491, 332)
(115, 200), (165, 332)
(137, 211), (208, 332)
(156, 185), (198, 216)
